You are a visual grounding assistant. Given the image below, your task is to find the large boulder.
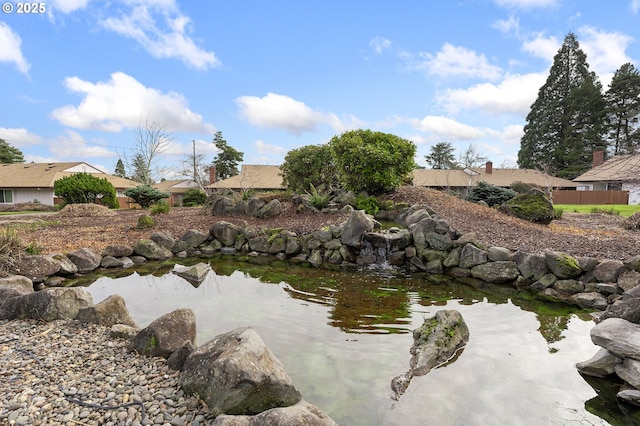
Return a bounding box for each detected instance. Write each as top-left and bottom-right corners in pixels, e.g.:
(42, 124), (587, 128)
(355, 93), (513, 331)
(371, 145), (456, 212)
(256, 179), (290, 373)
(513, 251), (548, 281)
(0, 275), (34, 319)
(598, 298), (640, 324)
(67, 248), (102, 273)
(576, 347), (622, 378)
(150, 232), (175, 251)
(591, 318), (640, 360)
(544, 251), (582, 279)
(391, 310), (469, 400)
(11, 287), (93, 321)
(459, 243), (487, 269)
(52, 253), (79, 275)
(210, 221), (242, 247)
(498, 189), (554, 224)
(470, 261), (520, 283)
(133, 239), (173, 261)
(11, 255), (61, 282)
(340, 210), (375, 249)
(129, 308), (197, 358)
(102, 244), (134, 258)
(212, 400), (338, 426)
(76, 294), (137, 327)
(212, 197), (235, 216)
(256, 199), (283, 219)
(246, 197), (266, 217)
(180, 327), (302, 415)
(593, 260), (627, 283)
(180, 229), (209, 248)
(172, 262), (212, 286)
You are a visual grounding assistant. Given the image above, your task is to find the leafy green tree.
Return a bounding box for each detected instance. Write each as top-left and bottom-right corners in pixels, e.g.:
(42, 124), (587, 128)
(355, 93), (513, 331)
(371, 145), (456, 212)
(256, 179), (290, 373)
(212, 131), (243, 180)
(114, 159), (127, 178)
(328, 129), (416, 194)
(518, 32), (606, 179)
(425, 142), (458, 169)
(124, 185), (170, 208)
(280, 144), (338, 193)
(0, 138), (25, 164)
(54, 173), (119, 208)
(605, 63), (640, 155)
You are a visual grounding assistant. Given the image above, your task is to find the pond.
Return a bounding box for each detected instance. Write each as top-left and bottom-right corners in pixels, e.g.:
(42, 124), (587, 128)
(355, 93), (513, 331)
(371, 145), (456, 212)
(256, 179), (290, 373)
(79, 258), (636, 425)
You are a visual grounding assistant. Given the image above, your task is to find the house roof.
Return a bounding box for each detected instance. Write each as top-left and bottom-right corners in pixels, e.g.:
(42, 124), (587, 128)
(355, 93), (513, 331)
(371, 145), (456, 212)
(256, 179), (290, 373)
(154, 179), (201, 193)
(573, 154), (640, 182)
(207, 165), (283, 190)
(412, 167), (578, 188)
(0, 162), (139, 189)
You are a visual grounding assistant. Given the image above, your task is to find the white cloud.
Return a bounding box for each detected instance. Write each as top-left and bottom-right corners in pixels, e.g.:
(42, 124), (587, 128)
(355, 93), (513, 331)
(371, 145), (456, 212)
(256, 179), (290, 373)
(0, 23), (30, 74)
(51, 72), (216, 133)
(101, 4), (219, 70)
(494, 0), (558, 8)
(406, 43), (503, 81)
(485, 124), (524, 146)
(437, 72), (546, 115)
(50, 130), (116, 159)
(255, 140), (288, 157)
(236, 93), (328, 135)
(492, 15), (520, 35)
(370, 36), (392, 54)
(578, 26), (634, 86)
(0, 127), (42, 146)
(522, 33), (560, 62)
(632, 0), (640, 13)
(50, 0), (91, 14)
(412, 116), (485, 141)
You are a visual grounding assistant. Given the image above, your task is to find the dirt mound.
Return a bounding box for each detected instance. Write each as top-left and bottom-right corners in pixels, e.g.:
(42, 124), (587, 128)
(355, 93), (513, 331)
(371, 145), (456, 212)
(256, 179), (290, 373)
(57, 203), (116, 217)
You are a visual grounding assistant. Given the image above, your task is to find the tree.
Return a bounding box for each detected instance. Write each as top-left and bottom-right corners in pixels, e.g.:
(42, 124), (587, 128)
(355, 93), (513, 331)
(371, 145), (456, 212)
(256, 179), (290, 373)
(211, 131), (243, 181)
(466, 181), (516, 207)
(54, 173), (119, 208)
(0, 138), (24, 164)
(458, 143), (488, 168)
(280, 144), (338, 193)
(518, 32), (606, 179)
(605, 63), (640, 155)
(182, 188), (207, 206)
(124, 118), (172, 185)
(124, 185), (170, 208)
(328, 129), (416, 194)
(179, 140), (210, 188)
(425, 142), (457, 169)
(114, 159), (127, 178)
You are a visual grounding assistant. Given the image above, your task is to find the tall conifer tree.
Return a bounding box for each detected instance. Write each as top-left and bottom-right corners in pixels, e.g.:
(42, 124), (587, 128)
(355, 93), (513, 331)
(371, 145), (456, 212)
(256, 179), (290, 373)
(518, 33), (606, 179)
(605, 63), (640, 155)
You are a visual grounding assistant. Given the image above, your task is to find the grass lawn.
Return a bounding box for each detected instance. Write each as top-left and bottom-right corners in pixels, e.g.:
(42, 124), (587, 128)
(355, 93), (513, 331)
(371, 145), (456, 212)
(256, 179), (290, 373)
(554, 204), (640, 217)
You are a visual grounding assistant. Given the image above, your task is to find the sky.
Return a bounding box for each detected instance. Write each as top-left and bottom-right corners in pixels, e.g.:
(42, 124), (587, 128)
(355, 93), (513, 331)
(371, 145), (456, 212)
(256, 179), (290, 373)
(1, 0), (639, 178)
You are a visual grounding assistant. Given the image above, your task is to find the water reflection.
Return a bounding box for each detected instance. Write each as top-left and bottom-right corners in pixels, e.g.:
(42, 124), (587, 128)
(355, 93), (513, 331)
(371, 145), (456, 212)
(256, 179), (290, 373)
(76, 257), (636, 425)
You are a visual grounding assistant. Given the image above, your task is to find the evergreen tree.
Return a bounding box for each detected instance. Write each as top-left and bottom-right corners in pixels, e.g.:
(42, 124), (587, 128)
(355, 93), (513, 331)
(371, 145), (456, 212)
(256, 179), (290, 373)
(114, 159), (127, 178)
(131, 153), (151, 185)
(605, 63), (640, 155)
(0, 138), (25, 163)
(518, 33), (606, 179)
(211, 131), (243, 180)
(425, 142), (458, 169)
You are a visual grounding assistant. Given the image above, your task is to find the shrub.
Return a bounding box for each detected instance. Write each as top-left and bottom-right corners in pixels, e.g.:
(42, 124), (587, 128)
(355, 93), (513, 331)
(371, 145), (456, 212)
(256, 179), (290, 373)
(307, 184), (331, 210)
(280, 144), (339, 193)
(554, 207), (564, 219)
(0, 228), (22, 275)
(328, 129), (416, 195)
(125, 185), (171, 209)
(136, 214), (155, 229)
(467, 181), (517, 207)
(182, 188), (207, 206)
(54, 172), (119, 209)
(150, 201), (170, 215)
(353, 194), (380, 216)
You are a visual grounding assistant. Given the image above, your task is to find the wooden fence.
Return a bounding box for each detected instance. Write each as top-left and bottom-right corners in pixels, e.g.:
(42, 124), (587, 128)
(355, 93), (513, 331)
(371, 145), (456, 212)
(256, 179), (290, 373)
(552, 190), (629, 205)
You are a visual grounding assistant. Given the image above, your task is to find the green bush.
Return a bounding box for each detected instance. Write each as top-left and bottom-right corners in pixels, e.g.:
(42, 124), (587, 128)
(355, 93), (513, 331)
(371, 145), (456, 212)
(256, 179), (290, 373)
(328, 129), (416, 195)
(467, 181), (517, 207)
(150, 201), (170, 215)
(307, 183), (331, 210)
(553, 207), (564, 219)
(354, 194), (380, 216)
(54, 172), (119, 209)
(280, 144), (339, 193)
(182, 188), (207, 206)
(125, 185), (170, 209)
(136, 214), (155, 229)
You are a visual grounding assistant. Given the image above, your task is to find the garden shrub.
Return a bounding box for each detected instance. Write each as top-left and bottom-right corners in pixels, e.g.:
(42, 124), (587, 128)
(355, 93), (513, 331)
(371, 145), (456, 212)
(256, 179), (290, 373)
(307, 183), (331, 210)
(150, 201), (170, 215)
(182, 188), (207, 206)
(353, 194), (380, 216)
(280, 144), (339, 193)
(467, 181), (517, 207)
(125, 185), (170, 209)
(0, 228), (22, 275)
(136, 214), (155, 229)
(54, 172), (119, 209)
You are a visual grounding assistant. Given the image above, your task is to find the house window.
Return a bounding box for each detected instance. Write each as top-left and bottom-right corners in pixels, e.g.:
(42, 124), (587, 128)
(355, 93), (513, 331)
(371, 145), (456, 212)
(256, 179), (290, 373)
(0, 189), (13, 203)
(607, 182), (622, 191)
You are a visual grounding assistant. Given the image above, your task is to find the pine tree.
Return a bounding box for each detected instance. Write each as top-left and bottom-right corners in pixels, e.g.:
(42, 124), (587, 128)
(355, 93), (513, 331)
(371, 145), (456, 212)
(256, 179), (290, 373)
(114, 159), (127, 178)
(518, 33), (606, 179)
(0, 138), (25, 164)
(425, 142), (458, 169)
(211, 131), (243, 181)
(605, 63), (640, 155)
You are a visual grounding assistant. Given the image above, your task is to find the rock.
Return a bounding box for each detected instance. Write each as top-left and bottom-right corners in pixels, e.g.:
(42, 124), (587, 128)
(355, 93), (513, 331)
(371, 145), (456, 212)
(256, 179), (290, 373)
(391, 310), (469, 400)
(593, 260), (627, 283)
(110, 324), (139, 339)
(180, 229), (209, 248)
(256, 199), (283, 219)
(616, 358), (640, 389)
(11, 255), (61, 283)
(76, 294), (137, 327)
(100, 256), (127, 268)
(67, 248), (102, 273)
(498, 188), (554, 224)
(470, 261), (519, 283)
(531, 273), (557, 291)
(576, 348), (621, 377)
(0, 276), (35, 319)
(130, 308), (197, 358)
(488, 246), (511, 262)
(210, 221), (242, 247)
(598, 298), (640, 324)
(404, 209), (431, 228)
(212, 197), (235, 216)
(12, 287), (93, 321)
(553, 279), (584, 294)
(172, 263), (212, 286)
(167, 340), (195, 371)
(180, 327), (302, 415)
(513, 252), (548, 280)
(617, 389), (640, 407)
(150, 232), (175, 250)
(577, 256), (600, 272)
(619, 271), (640, 292)
(308, 250), (323, 268)
(571, 292), (608, 310)
(340, 210), (375, 249)
(625, 255), (640, 272)
(545, 251), (582, 279)
(459, 244), (487, 269)
(591, 318), (640, 359)
(211, 400), (338, 426)
(133, 239), (173, 261)
(52, 253), (79, 275)
(102, 244), (134, 258)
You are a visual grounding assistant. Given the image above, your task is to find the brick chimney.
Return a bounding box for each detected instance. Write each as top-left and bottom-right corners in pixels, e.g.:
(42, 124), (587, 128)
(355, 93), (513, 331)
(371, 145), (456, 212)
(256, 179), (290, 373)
(592, 150), (604, 169)
(485, 161), (493, 174)
(209, 166), (216, 183)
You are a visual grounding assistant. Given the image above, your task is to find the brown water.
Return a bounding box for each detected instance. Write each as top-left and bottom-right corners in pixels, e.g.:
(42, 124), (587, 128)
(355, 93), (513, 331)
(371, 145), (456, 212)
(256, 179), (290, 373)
(82, 258), (635, 425)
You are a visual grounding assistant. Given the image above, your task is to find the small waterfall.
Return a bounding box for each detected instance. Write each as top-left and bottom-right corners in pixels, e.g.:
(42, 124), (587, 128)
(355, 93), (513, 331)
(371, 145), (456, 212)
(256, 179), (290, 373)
(357, 228), (411, 270)
(358, 238), (393, 270)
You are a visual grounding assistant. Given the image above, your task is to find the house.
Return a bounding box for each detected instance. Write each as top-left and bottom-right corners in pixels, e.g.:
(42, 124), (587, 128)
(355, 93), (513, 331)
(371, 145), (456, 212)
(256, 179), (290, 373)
(573, 151), (640, 205)
(206, 165), (283, 191)
(412, 162), (578, 192)
(0, 162), (139, 208)
(153, 179), (202, 206)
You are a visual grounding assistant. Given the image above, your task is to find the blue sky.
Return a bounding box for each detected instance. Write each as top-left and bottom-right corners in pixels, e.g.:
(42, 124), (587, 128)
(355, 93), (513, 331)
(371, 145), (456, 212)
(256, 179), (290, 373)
(1, 0), (639, 178)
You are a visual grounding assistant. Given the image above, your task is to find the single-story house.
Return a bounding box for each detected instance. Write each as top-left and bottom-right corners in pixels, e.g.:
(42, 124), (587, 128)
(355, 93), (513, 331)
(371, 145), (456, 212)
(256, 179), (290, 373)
(206, 165), (284, 191)
(573, 152), (640, 205)
(412, 162), (577, 191)
(153, 179), (202, 206)
(0, 162), (139, 208)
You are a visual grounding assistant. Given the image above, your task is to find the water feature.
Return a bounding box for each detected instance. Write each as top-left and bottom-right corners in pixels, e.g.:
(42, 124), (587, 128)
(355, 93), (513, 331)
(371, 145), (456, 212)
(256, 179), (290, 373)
(79, 258), (637, 425)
